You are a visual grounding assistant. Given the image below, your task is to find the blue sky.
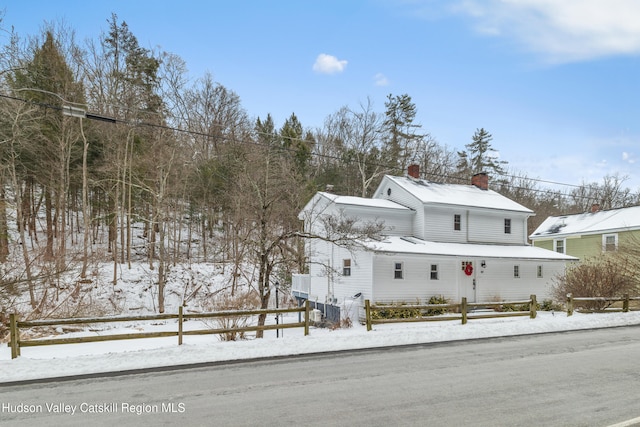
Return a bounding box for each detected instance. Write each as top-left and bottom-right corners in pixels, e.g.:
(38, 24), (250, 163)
(3, 0), (640, 191)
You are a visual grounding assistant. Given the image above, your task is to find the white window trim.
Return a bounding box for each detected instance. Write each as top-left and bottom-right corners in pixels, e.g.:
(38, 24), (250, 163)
(394, 262), (404, 280)
(554, 238), (566, 254)
(602, 233), (618, 252)
(454, 214), (461, 231)
(342, 259), (351, 276)
(430, 264), (439, 280)
(537, 265), (543, 279)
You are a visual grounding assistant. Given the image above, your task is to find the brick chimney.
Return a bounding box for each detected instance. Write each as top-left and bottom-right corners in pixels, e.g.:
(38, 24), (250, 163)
(471, 172), (489, 190)
(591, 203), (600, 213)
(408, 164), (420, 179)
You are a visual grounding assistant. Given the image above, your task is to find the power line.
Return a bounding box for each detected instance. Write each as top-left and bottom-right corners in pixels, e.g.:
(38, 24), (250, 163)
(0, 91), (633, 201)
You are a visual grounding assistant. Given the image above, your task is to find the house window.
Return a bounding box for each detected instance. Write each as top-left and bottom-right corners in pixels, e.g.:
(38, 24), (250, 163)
(603, 234), (618, 252)
(514, 265), (520, 278)
(430, 264), (438, 280)
(537, 265), (543, 278)
(454, 214), (461, 231)
(343, 259), (351, 276)
(554, 239), (565, 254)
(394, 262), (403, 279)
(504, 218), (511, 234)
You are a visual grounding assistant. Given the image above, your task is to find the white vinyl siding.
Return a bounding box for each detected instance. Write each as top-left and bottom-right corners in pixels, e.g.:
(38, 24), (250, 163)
(468, 211), (526, 244)
(371, 254), (560, 303)
(377, 180), (426, 239)
(307, 240), (375, 303)
(372, 255), (459, 303)
(425, 207), (467, 243)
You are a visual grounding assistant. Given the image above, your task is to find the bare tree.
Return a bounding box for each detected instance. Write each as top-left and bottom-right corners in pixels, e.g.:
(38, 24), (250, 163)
(569, 174), (636, 212)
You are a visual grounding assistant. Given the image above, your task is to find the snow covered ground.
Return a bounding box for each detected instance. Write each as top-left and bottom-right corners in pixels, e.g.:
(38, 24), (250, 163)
(3, 309), (640, 384)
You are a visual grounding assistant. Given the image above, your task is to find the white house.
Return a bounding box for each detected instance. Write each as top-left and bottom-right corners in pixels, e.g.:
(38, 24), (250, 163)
(295, 167), (577, 320)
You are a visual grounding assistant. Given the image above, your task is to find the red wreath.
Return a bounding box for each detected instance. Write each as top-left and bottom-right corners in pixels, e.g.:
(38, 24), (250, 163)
(464, 263), (473, 276)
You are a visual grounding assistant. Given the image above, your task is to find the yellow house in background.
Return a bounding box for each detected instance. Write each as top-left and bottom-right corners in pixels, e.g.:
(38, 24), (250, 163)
(529, 204), (640, 261)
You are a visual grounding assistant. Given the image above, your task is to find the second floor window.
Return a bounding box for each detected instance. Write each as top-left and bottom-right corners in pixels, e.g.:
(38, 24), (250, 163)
(343, 259), (351, 276)
(454, 214), (461, 231)
(504, 218), (511, 234)
(554, 239), (565, 254)
(514, 265), (520, 278)
(394, 262), (403, 279)
(537, 265), (543, 278)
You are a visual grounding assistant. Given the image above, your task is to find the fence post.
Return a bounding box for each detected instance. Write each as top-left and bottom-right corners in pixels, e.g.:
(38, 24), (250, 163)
(530, 295), (537, 319)
(304, 300), (310, 336)
(623, 294), (629, 313)
(178, 305), (183, 345)
(365, 299), (372, 331)
(461, 297), (467, 325)
(10, 313), (20, 359)
(567, 293), (573, 316)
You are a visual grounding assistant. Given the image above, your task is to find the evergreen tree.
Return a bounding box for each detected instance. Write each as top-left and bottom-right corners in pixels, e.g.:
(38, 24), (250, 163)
(279, 113), (313, 176)
(382, 93), (423, 174)
(459, 128), (507, 176)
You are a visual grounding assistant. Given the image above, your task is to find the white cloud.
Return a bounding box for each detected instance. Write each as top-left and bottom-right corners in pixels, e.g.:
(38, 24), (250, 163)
(452, 0), (640, 63)
(622, 151), (636, 164)
(373, 73), (389, 86)
(312, 54), (348, 74)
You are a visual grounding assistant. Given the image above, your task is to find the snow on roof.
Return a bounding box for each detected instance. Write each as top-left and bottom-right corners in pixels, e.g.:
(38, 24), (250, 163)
(530, 205), (640, 239)
(366, 236), (577, 261)
(320, 192), (412, 211)
(382, 176), (533, 214)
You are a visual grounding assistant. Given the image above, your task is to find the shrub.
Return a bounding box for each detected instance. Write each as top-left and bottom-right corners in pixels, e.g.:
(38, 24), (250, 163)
(202, 291), (260, 341)
(553, 255), (639, 310)
(424, 295), (449, 316)
(371, 301), (420, 320)
(540, 299), (563, 311)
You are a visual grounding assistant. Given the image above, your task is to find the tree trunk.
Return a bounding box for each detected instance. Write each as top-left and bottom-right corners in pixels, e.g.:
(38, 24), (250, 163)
(0, 185), (9, 262)
(44, 187), (54, 261)
(80, 119), (90, 278)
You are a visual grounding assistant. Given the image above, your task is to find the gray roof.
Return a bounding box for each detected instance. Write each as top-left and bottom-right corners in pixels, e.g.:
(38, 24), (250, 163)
(530, 205), (640, 239)
(378, 176), (534, 214)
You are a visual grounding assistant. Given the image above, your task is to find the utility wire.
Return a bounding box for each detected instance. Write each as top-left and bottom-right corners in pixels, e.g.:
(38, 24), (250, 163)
(0, 91), (632, 201)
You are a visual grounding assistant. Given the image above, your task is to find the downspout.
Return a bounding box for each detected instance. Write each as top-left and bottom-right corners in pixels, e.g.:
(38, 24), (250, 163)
(466, 210), (470, 243)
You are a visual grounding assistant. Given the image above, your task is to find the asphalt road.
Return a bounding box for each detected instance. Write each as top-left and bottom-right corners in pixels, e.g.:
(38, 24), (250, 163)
(1, 326), (640, 427)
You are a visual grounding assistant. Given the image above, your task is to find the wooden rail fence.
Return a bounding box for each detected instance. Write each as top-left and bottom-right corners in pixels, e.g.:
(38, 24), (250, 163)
(8, 301), (311, 359)
(566, 293), (640, 316)
(364, 296), (537, 331)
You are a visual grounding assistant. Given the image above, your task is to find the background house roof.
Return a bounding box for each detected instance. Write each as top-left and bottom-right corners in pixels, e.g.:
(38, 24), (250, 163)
(366, 236), (577, 261)
(530, 205), (640, 239)
(378, 176), (534, 214)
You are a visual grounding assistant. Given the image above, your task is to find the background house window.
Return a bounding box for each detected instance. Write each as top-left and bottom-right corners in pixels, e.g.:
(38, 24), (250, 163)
(603, 234), (618, 252)
(394, 262), (403, 279)
(554, 239), (565, 254)
(537, 265), (543, 278)
(343, 259), (351, 276)
(454, 214), (461, 231)
(430, 264), (438, 280)
(514, 265), (520, 278)
(504, 218), (511, 234)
